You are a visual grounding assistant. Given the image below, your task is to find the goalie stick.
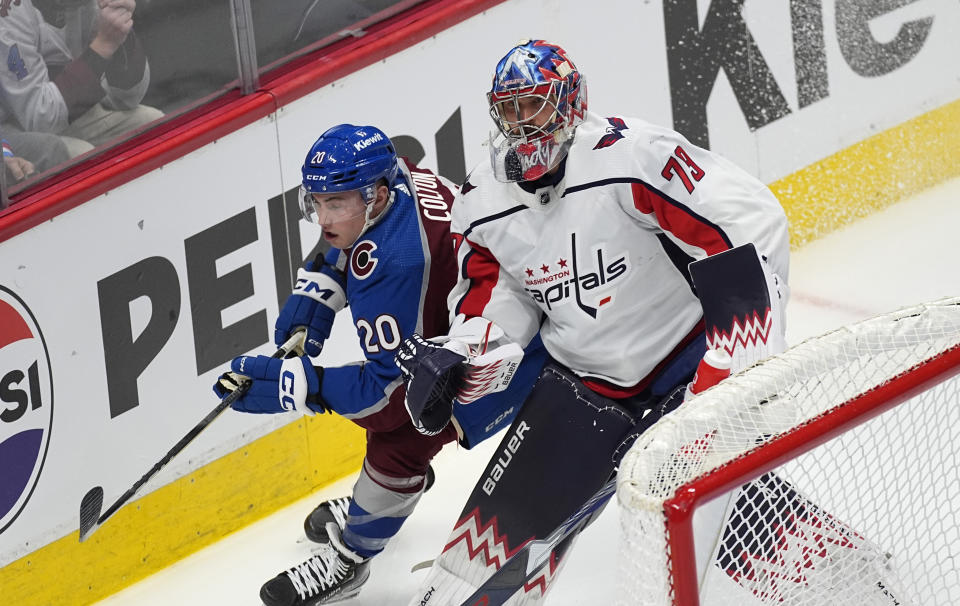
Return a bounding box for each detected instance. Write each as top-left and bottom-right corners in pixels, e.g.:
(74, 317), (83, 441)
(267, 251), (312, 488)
(78, 330), (305, 542)
(457, 479), (617, 606)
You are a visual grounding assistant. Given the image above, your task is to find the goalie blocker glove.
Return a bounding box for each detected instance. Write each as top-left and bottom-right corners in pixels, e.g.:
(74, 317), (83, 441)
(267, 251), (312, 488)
(213, 354), (328, 415)
(395, 334), (466, 435)
(276, 260), (347, 357)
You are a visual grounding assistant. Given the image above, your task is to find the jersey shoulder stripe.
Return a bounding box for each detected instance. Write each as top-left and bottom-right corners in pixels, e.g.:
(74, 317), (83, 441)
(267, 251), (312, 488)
(461, 204), (528, 239)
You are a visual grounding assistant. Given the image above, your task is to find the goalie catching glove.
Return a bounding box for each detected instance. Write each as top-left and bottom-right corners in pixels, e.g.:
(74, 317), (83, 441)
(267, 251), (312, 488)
(213, 354), (327, 415)
(396, 318), (525, 436)
(396, 334), (466, 435)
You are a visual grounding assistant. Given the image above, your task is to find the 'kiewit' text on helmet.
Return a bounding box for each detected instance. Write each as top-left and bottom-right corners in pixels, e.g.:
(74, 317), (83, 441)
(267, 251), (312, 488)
(298, 124), (400, 231)
(487, 39), (587, 182)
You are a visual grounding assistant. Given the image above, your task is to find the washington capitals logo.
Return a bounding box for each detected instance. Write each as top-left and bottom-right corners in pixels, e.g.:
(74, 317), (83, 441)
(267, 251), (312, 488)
(593, 117), (628, 149)
(523, 233), (630, 318)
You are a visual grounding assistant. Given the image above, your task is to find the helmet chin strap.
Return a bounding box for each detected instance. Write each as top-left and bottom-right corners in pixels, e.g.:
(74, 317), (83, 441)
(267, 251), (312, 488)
(346, 190), (396, 247)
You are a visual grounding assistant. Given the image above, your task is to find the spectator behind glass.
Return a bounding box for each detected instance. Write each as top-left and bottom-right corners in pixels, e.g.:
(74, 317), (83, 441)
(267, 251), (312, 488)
(0, 135), (63, 208)
(1, 131), (69, 180)
(2, 137), (36, 186)
(0, 0), (162, 164)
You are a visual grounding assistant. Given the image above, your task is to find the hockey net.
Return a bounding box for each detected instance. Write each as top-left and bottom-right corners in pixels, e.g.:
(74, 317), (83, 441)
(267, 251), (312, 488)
(616, 297), (960, 606)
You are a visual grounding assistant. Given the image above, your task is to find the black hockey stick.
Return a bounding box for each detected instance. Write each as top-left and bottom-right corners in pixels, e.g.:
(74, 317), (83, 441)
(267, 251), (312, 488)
(457, 478), (617, 606)
(78, 331), (305, 542)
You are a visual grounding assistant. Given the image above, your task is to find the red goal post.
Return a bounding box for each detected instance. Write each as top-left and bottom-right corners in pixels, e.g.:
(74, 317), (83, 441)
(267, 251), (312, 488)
(616, 297), (960, 606)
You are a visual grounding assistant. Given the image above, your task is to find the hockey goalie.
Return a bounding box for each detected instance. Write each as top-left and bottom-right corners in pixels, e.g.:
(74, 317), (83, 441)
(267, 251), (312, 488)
(395, 38), (791, 605)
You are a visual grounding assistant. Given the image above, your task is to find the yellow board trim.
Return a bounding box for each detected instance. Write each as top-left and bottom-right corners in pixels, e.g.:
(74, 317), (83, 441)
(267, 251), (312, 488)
(0, 414), (365, 605)
(3, 97), (960, 606)
(772, 97), (960, 248)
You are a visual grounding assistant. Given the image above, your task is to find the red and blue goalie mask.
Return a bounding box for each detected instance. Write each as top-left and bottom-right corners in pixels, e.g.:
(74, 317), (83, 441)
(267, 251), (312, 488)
(487, 40), (587, 183)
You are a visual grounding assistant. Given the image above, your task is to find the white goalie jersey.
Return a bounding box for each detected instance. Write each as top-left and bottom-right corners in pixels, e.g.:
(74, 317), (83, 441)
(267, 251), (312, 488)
(448, 112), (790, 393)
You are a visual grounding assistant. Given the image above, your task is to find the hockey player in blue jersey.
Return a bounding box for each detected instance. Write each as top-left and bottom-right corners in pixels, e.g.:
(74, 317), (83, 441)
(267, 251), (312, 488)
(212, 124), (545, 606)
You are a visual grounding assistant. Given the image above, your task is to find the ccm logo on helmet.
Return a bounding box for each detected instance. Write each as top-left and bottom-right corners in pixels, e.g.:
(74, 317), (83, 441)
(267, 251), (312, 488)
(353, 132), (384, 151)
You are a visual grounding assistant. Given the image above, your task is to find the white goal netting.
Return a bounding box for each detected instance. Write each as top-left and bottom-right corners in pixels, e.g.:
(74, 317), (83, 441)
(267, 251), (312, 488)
(617, 297), (960, 606)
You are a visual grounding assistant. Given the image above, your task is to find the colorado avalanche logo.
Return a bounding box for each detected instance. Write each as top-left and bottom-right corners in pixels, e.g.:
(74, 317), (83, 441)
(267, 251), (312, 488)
(0, 287), (53, 535)
(593, 117), (628, 150)
(350, 240), (378, 280)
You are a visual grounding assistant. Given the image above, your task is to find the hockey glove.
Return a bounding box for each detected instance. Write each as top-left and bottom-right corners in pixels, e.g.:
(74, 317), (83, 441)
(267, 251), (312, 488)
(275, 260), (347, 357)
(396, 333), (466, 435)
(213, 354), (327, 415)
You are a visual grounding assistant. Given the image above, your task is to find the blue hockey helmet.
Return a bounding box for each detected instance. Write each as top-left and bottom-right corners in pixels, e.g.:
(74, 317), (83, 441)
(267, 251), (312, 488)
(301, 124), (398, 198)
(299, 124), (399, 228)
(487, 40), (587, 182)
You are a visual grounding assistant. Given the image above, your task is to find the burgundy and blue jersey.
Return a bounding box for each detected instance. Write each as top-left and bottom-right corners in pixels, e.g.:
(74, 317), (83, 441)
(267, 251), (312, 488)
(317, 159), (545, 444)
(317, 159), (458, 433)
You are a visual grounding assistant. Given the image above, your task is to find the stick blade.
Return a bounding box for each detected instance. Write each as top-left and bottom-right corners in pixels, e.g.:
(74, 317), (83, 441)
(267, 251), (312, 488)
(79, 486), (104, 542)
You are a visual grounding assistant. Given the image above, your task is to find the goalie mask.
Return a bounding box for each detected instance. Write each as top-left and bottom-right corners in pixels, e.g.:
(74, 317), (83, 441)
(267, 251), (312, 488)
(299, 124), (399, 244)
(487, 39), (587, 183)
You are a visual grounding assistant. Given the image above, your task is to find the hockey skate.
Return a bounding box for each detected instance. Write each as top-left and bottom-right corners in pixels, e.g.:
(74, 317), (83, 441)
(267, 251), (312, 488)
(303, 496), (351, 544)
(260, 526), (370, 606)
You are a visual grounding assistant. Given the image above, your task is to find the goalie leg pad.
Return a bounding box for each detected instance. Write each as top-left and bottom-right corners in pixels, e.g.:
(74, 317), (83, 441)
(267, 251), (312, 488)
(410, 363), (637, 605)
(468, 363), (636, 540)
